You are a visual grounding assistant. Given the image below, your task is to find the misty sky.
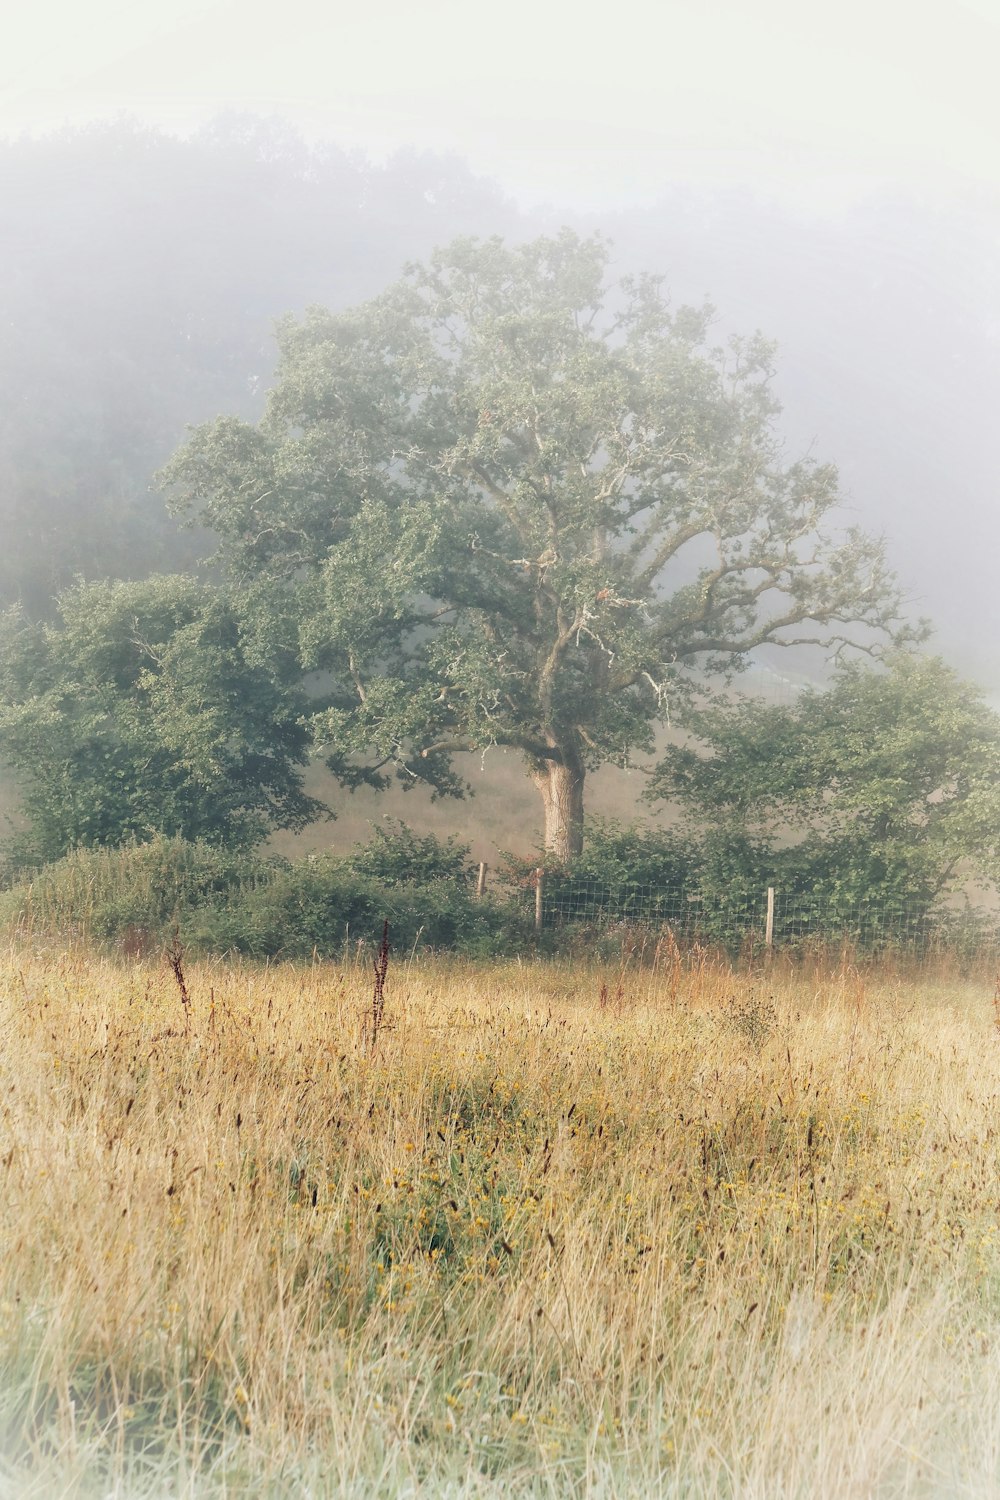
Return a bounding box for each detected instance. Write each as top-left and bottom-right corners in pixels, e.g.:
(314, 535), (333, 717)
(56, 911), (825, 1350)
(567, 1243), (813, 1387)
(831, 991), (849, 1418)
(4, 0), (1000, 689)
(6, 0), (1000, 210)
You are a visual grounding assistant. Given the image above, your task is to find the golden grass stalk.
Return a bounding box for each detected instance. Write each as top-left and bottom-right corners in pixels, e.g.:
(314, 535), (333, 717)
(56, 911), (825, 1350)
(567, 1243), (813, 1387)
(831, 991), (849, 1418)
(0, 945), (998, 1496)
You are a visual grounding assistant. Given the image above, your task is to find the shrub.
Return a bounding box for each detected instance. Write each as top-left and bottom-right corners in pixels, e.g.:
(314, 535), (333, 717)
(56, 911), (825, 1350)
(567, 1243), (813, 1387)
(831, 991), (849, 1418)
(498, 818), (699, 932)
(190, 859), (527, 959)
(346, 821), (473, 886)
(0, 829), (526, 959)
(0, 836), (264, 944)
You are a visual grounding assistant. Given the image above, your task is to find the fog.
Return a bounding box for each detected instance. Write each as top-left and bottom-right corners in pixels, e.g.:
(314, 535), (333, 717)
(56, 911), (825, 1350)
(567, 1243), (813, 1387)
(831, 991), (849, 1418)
(2, 0), (999, 685)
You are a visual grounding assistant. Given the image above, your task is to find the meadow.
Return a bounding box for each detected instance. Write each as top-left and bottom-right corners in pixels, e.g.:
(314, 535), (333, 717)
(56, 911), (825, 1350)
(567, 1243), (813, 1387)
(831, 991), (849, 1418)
(1, 943), (1000, 1497)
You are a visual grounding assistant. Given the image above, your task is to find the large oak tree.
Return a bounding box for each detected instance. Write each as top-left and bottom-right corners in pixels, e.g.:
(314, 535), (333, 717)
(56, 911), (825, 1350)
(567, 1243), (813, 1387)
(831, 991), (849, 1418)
(164, 232), (909, 859)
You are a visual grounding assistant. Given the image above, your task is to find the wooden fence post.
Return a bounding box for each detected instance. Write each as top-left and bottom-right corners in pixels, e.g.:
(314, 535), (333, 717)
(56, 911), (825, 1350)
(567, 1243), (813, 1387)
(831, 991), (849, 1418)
(535, 868), (544, 932)
(476, 861), (488, 898)
(765, 886), (775, 950)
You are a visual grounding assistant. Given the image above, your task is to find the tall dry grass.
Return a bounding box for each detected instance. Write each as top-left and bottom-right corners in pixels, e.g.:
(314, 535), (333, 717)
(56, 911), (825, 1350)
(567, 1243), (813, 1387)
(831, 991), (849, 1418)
(0, 944), (999, 1496)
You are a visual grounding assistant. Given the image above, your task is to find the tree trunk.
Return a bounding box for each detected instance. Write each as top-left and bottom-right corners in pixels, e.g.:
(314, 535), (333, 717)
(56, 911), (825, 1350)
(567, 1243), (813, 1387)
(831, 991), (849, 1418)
(533, 754), (585, 864)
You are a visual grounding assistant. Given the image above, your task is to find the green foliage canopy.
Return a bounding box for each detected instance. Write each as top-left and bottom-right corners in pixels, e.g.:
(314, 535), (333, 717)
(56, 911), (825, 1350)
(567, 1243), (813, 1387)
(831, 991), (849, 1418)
(0, 576), (323, 864)
(652, 654), (1000, 909)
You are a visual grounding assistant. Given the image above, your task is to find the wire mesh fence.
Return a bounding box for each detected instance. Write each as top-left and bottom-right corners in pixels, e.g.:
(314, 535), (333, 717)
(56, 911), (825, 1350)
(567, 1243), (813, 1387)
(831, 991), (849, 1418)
(767, 893), (1000, 961)
(505, 872), (1000, 963)
(537, 879), (765, 939)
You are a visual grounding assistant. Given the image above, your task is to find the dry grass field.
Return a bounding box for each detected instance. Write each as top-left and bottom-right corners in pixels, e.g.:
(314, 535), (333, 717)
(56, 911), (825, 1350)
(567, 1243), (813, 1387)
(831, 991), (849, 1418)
(2, 944), (1000, 1497)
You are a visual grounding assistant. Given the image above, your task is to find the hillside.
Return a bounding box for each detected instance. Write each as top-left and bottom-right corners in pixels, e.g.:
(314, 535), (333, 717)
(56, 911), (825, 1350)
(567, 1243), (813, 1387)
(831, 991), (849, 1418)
(267, 749), (672, 866)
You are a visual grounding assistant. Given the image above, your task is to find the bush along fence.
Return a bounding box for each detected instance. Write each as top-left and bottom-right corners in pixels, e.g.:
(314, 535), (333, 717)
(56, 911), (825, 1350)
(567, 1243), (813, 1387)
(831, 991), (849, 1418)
(3, 835), (1000, 964)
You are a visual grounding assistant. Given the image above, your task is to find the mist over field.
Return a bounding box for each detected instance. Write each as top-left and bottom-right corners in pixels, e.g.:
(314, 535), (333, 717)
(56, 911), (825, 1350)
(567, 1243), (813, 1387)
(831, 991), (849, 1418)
(2, 120), (997, 680)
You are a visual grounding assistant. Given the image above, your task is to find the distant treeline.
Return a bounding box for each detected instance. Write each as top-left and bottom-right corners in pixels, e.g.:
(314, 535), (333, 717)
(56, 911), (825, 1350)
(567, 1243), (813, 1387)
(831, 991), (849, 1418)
(0, 118), (521, 614)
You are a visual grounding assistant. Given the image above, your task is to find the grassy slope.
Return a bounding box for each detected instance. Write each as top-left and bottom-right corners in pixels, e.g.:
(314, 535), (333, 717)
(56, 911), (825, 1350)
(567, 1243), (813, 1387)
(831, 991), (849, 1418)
(0, 749), (666, 872)
(1, 947), (999, 1496)
(268, 749), (671, 865)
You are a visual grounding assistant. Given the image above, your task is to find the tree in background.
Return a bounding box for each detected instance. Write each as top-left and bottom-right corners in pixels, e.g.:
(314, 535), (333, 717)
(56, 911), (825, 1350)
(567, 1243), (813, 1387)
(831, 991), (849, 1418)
(652, 654), (1000, 911)
(0, 576), (322, 865)
(164, 231), (910, 859)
